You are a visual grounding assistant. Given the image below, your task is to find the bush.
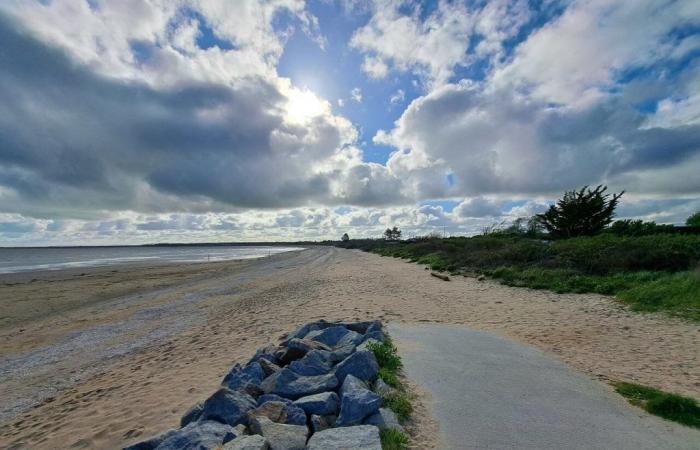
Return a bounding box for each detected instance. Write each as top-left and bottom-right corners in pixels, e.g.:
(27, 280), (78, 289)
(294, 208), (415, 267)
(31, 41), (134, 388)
(608, 219), (675, 236)
(367, 341), (403, 372)
(687, 212), (700, 227)
(535, 185), (623, 238)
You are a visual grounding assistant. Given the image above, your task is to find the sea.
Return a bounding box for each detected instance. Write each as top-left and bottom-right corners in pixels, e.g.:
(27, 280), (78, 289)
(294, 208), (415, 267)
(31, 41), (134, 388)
(0, 245), (303, 274)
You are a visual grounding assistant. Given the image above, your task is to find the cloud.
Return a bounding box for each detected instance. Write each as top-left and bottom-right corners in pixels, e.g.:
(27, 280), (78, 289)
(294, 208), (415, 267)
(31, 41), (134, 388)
(0, 14), (404, 220)
(389, 89), (405, 105)
(351, 87), (363, 102)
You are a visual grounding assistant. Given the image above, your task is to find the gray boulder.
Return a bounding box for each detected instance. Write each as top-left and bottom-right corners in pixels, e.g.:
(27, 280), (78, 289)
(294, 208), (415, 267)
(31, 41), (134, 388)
(260, 368), (338, 399)
(123, 429), (177, 450)
(249, 344), (280, 365)
(329, 343), (357, 363)
(288, 350), (332, 376)
(257, 394), (292, 406)
(199, 388), (257, 426)
(293, 391), (339, 416)
(286, 338), (331, 353)
(334, 350), (379, 384)
(340, 320), (381, 335)
(154, 421), (236, 450)
(336, 375), (382, 427)
(248, 401), (307, 427)
(180, 402), (204, 427)
(364, 408), (404, 432)
(310, 414), (336, 433)
(248, 416), (307, 450)
(223, 434), (269, 450)
(305, 326), (358, 348)
(222, 362), (265, 393)
(306, 425), (382, 450)
(281, 321), (329, 345)
(363, 330), (386, 343)
(259, 358), (282, 376)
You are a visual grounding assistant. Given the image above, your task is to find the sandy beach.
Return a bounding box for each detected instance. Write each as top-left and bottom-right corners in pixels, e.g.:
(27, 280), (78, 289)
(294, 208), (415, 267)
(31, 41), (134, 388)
(0, 246), (698, 449)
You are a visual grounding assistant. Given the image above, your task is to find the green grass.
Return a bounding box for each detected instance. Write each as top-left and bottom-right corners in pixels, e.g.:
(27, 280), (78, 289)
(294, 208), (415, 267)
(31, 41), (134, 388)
(614, 382), (700, 428)
(381, 391), (413, 423)
(617, 271), (700, 320)
(378, 367), (400, 388)
(368, 335), (414, 425)
(380, 429), (410, 450)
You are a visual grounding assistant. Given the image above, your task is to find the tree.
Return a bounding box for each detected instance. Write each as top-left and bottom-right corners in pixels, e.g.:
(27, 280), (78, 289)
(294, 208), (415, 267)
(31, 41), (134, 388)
(687, 212), (700, 227)
(535, 185), (624, 238)
(341, 233), (350, 242)
(383, 226), (402, 240)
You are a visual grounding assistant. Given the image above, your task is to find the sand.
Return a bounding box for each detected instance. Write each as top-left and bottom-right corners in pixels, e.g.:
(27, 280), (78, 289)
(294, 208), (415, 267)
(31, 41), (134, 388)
(0, 247), (698, 449)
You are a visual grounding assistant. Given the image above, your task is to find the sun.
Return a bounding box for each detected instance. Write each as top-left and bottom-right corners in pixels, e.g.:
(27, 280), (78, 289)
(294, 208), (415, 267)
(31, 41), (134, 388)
(285, 89), (326, 123)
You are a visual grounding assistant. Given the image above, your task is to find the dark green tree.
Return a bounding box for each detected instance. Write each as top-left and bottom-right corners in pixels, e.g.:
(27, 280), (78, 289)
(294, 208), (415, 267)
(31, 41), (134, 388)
(535, 185), (624, 238)
(686, 212), (700, 227)
(384, 226), (402, 240)
(341, 233), (350, 242)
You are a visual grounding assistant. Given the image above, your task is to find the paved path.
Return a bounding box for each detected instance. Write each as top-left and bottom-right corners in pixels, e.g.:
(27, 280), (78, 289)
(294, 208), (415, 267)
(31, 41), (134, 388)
(389, 323), (700, 450)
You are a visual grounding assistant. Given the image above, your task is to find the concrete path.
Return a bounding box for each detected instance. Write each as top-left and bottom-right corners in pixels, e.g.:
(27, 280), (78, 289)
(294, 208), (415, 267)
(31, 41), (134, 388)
(389, 323), (700, 450)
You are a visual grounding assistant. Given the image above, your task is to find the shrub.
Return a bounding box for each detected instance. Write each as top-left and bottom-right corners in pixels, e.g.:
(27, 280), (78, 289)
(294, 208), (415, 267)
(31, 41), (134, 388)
(535, 185), (623, 238)
(608, 219), (674, 236)
(687, 212), (700, 227)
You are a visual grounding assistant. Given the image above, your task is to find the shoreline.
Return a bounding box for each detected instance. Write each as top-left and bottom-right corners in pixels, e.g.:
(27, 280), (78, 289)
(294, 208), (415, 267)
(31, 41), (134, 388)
(1, 247), (698, 449)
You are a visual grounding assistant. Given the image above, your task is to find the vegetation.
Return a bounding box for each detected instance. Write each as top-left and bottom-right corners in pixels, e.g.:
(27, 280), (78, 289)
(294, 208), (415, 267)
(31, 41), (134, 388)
(535, 185), (623, 238)
(367, 338), (414, 424)
(687, 212), (700, 227)
(380, 429), (410, 450)
(341, 232), (349, 242)
(384, 226), (402, 240)
(607, 219), (675, 236)
(614, 382), (700, 428)
(338, 231), (700, 321)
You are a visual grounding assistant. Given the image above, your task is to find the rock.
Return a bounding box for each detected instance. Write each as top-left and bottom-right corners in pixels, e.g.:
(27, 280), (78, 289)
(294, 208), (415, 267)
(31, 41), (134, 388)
(248, 416), (307, 450)
(222, 362), (265, 393)
(305, 326), (361, 348)
(180, 402), (203, 427)
(259, 359), (282, 377)
(334, 350), (379, 384)
(123, 429), (177, 450)
(373, 378), (396, 397)
(364, 321), (383, 335)
(257, 394), (292, 406)
(286, 338), (331, 354)
(329, 344), (357, 363)
(288, 350), (332, 376)
(232, 424), (247, 436)
(249, 344), (279, 365)
(260, 368), (338, 399)
(199, 388), (257, 426)
(310, 414), (336, 433)
(154, 421), (236, 450)
(336, 375), (382, 427)
(273, 347), (306, 366)
(363, 330), (386, 343)
(223, 434), (269, 450)
(364, 408), (404, 432)
(281, 321), (329, 345)
(306, 425), (382, 450)
(293, 391), (340, 416)
(341, 320), (381, 335)
(248, 401), (307, 427)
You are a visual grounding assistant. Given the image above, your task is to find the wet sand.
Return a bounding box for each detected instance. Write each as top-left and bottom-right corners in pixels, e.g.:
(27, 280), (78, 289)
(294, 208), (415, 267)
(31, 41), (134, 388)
(0, 247), (698, 449)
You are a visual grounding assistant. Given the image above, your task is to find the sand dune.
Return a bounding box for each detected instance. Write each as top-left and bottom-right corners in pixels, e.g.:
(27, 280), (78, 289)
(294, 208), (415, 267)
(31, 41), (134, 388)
(0, 247), (697, 449)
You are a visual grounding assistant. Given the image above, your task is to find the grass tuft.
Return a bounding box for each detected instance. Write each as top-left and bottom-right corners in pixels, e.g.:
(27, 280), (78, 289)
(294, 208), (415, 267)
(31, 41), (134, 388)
(381, 392), (413, 423)
(378, 367), (400, 388)
(367, 341), (403, 372)
(380, 429), (410, 450)
(614, 382), (700, 428)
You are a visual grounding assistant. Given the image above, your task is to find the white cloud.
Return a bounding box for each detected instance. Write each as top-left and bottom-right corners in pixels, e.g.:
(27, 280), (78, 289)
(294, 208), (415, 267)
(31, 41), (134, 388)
(351, 87), (363, 102)
(389, 89), (405, 105)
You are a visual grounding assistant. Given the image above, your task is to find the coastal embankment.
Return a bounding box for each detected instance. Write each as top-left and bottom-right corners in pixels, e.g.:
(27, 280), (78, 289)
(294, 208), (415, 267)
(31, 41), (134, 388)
(1, 247), (698, 449)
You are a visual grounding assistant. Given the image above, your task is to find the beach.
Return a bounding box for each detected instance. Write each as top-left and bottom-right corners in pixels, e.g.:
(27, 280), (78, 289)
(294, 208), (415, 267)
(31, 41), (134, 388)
(0, 246), (698, 449)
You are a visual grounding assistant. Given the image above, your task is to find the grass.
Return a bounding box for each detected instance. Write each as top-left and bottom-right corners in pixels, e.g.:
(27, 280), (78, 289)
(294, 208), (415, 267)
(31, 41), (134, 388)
(337, 233), (700, 321)
(380, 429), (410, 450)
(614, 382), (700, 428)
(367, 336), (414, 425)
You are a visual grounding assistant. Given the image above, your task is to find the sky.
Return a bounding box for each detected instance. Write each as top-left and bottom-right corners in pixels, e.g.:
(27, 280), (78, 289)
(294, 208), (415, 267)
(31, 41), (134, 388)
(0, 0), (699, 245)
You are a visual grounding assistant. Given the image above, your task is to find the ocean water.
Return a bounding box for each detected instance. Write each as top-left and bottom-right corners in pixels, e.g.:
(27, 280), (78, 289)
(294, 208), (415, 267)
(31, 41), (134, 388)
(0, 245), (303, 274)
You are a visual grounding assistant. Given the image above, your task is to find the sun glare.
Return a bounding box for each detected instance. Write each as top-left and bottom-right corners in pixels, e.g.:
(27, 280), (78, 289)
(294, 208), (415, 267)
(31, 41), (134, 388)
(286, 89), (326, 123)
